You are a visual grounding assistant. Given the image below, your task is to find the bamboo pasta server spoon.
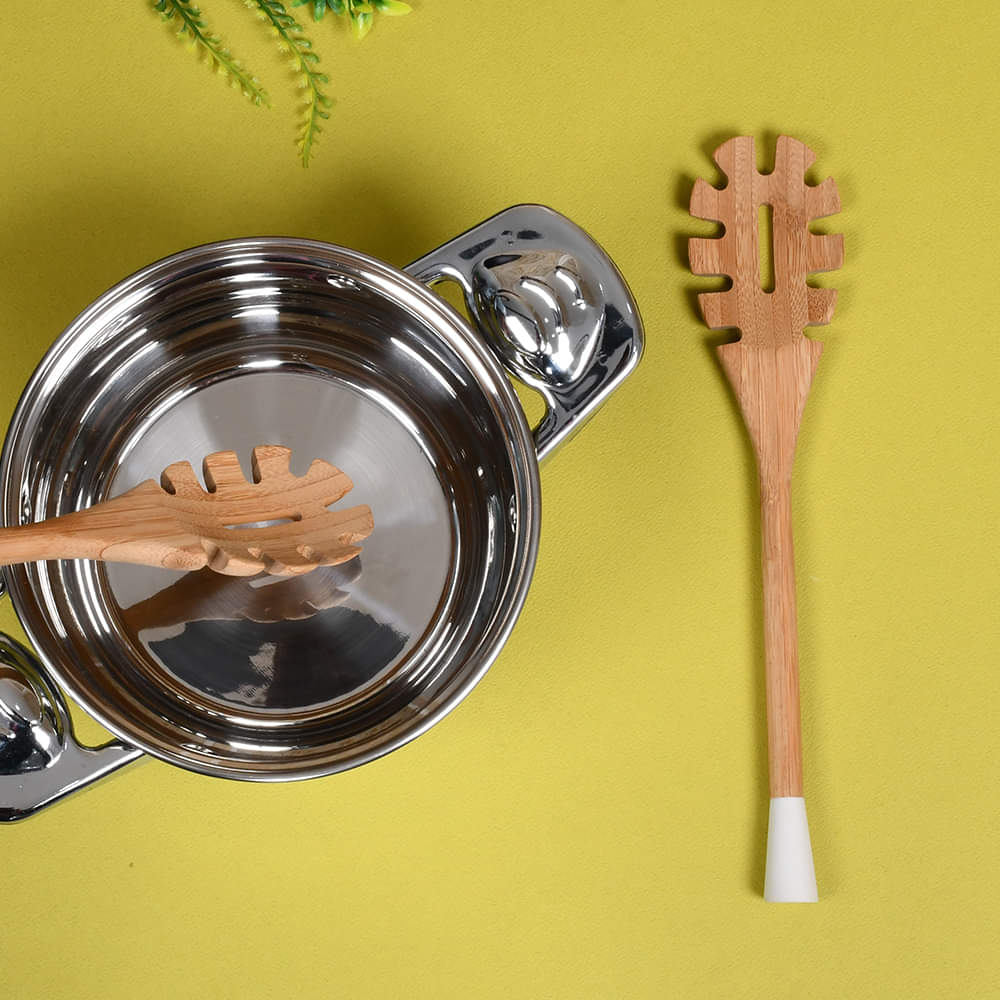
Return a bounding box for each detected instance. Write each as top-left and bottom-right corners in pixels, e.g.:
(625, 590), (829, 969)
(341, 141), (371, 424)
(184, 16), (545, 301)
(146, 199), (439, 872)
(0, 445), (373, 578)
(689, 134), (842, 902)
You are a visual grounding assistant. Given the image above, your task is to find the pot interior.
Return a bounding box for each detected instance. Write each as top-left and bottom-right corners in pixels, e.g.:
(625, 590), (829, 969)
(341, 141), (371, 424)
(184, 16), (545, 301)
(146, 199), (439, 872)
(1, 240), (539, 778)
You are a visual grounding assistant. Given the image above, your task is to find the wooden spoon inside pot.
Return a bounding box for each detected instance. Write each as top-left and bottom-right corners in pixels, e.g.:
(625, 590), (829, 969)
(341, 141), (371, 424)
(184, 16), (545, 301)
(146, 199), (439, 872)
(0, 445), (373, 577)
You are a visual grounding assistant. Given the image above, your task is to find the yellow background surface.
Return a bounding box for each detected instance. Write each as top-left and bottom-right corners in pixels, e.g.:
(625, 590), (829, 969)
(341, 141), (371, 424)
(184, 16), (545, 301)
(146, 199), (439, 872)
(2, 2), (998, 997)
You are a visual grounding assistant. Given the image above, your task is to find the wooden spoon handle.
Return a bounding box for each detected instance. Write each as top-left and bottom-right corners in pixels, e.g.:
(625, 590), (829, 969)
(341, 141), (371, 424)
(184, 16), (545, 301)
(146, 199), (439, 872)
(0, 515), (109, 566)
(759, 475), (804, 798)
(718, 337), (821, 799)
(0, 492), (184, 570)
(719, 337), (821, 902)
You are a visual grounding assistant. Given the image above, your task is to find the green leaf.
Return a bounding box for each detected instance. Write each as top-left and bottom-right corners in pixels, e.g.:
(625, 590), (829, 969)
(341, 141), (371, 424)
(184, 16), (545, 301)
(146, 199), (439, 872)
(153, 0), (270, 107)
(250, 0), (334, 165)
(372, 0), (411, 13)
(351, 11), (373, 38)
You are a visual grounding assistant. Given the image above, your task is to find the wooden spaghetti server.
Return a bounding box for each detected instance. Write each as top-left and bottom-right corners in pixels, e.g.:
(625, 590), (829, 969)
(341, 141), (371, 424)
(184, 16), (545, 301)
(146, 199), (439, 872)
(689, 134), (843, 901)
(0, 445), (373, 578)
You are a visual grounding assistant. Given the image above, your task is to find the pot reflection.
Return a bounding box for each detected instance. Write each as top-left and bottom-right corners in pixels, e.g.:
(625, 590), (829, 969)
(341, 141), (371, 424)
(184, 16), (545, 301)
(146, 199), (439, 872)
(119, 559), (408, 711)
(125, 560), (364, 630)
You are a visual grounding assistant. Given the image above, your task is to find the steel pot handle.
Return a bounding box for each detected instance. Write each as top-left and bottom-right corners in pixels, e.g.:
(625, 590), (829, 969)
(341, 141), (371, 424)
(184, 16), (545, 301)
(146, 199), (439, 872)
(0, 629), (143, 822)
(406, 204), (644, 459)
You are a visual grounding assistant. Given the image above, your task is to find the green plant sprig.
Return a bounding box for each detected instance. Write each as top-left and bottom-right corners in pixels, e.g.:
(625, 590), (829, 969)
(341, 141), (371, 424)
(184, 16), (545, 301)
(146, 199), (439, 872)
(249, 0), (332, 166)
(152, 0), (414, 165)
(154, 0), (269, 106)
(294, 0), (412, 38)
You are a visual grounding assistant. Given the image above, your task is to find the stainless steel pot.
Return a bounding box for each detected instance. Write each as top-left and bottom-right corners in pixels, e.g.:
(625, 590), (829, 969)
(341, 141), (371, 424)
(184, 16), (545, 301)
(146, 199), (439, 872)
(0, 205), (642, 821)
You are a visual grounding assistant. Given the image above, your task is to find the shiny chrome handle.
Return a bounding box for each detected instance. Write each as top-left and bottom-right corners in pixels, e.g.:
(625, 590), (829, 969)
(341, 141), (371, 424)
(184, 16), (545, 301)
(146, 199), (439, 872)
(0, 630), (143, 822)
(406, 204), (644, 459)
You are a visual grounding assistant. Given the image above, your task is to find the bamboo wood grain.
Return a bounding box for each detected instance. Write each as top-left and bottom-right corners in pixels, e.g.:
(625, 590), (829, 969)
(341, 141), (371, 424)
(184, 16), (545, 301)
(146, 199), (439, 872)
(689, 135), (842, 798)
(0, 445), (373, 578)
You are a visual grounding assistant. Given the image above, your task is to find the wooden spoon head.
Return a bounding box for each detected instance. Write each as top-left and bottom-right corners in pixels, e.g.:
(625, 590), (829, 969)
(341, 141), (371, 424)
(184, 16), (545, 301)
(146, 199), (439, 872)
(156, 445), (373, 577)
(688, 134), (843, 347)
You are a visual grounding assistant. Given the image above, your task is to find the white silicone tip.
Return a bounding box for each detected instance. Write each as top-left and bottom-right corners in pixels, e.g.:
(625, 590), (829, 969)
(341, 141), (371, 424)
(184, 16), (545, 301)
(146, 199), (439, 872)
(764, 797), (818, 903)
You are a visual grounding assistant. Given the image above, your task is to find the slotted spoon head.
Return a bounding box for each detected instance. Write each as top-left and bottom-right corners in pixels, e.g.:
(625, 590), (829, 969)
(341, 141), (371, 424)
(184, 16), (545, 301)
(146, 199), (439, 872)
(688, 134), (843, 347)
(153, 445), (374, 577)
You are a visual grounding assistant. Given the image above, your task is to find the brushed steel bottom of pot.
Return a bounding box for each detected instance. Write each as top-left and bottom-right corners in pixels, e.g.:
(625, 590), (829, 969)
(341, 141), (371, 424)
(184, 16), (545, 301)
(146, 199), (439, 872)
(107, 369), (454, 718)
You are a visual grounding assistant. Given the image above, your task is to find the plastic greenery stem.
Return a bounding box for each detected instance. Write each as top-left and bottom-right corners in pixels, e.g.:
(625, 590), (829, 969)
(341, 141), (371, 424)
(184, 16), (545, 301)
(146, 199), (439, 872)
(250, 0), (333, 166)
(154, 0), (270, 106)
(153, 0), (413, 164)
